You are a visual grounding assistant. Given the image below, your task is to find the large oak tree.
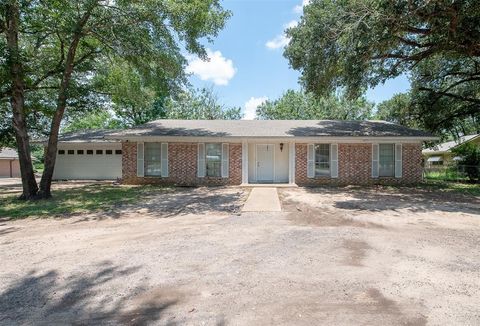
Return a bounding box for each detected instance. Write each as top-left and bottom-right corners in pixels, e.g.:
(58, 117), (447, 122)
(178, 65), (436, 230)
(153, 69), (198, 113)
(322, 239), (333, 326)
(285, 0), (480, 135)
(1, 0), (230, 199)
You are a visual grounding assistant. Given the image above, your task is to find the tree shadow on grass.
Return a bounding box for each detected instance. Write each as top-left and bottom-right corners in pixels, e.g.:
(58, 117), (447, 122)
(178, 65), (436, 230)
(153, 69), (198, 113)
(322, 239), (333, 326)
(70, 186), (249, 223)
(0, 184), (248, 221)
(0, 261), (179, 325)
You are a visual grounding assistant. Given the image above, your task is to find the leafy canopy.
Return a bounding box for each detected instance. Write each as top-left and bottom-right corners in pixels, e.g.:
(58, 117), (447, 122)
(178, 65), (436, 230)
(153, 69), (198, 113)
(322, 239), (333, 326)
(285, 0), (480, 133)
(0, 0), (231, 144)
(256, 90), (373, 120)
(164, 88), (242, 120)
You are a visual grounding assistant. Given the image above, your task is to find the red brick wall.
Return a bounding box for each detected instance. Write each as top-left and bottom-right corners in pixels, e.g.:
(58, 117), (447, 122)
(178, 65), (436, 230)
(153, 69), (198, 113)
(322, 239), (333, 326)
(123, 141), (423, 186)
(122, 142), (242, 186)
(295, 143), (423, 186)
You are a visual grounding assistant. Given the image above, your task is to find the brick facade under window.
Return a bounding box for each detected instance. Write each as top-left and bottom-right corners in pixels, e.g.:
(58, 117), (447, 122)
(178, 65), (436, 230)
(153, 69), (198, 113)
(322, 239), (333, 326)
(122, 142), (242, 186)
(295, 143), (423, 186)
(122, 141), (423, 186)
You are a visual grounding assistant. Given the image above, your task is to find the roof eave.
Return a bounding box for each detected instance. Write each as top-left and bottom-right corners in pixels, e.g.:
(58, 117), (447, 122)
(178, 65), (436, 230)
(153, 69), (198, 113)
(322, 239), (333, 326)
(106, 135), (438, 142)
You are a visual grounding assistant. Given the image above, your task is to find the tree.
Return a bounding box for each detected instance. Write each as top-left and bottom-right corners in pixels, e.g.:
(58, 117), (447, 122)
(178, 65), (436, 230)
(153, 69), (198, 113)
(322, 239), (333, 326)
(256, 90), (373, 120)
(451, 143), (480, 183)
(375, 93), (420, 129)
(165, 88), (242, 120)
(285, 0), (480, 133)
(63, 110), (120, 133)
(99, 60), (170, 126)
(376, 91), (480, 140)
(1, 0), (230, 198)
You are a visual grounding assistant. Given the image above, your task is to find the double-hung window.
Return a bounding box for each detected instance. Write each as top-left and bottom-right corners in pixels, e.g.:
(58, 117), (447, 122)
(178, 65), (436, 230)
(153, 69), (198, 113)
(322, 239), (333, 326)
(205, 143), (222, 177)
(315, 144), (330, 177)
(379, 144), (395, 177)
(145, 143), (162, 177)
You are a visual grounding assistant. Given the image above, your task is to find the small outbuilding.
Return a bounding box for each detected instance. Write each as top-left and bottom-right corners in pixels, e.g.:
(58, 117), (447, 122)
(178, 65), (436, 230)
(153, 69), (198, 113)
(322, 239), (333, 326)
(0, 147), (21, 178)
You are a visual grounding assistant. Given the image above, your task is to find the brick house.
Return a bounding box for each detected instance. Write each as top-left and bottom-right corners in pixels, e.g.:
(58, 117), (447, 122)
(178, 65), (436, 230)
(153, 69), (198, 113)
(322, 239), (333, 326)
(47, 120), (435, 185)
(100, 120), (434, 186)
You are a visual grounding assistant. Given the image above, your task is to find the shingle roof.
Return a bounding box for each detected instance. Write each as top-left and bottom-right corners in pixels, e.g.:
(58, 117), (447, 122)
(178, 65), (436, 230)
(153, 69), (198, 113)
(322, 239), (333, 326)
(0, 147), (19, 159)
(423, 134), (479, 154)
(34, 129), (121, 143)
(107, 120), (435, 139)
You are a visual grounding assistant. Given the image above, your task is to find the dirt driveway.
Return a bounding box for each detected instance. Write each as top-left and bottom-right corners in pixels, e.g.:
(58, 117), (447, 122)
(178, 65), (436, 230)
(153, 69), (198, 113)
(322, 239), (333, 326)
(1, 185), (479, 325)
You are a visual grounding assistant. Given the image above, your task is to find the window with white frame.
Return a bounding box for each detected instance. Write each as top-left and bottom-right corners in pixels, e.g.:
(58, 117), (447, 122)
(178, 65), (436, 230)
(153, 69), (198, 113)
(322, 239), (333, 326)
(379, 144), (395, 177)
(206, 143), (222, 177)
(144, 143), (162, 176)
(315, 144), (330, 176)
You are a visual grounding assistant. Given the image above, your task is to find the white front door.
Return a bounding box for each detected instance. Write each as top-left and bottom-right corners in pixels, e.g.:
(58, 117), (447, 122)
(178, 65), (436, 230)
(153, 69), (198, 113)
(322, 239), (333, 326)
(256, 144), (274, 182)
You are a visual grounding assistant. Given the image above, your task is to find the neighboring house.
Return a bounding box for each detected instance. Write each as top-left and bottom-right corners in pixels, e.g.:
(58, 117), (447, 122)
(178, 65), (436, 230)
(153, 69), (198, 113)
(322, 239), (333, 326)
(36, 130), (123, 180)
(422, 134), (480, 167)
(0, 147), (21, 178)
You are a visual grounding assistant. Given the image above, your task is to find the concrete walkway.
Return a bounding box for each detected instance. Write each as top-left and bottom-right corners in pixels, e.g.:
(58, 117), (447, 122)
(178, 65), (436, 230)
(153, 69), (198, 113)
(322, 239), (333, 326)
(242, 187), (281, 212)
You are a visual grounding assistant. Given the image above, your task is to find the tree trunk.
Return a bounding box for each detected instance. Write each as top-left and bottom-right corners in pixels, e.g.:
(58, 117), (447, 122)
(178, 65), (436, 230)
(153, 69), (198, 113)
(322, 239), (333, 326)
(38, 7), (94, 198)
(5, 1), (39, 199)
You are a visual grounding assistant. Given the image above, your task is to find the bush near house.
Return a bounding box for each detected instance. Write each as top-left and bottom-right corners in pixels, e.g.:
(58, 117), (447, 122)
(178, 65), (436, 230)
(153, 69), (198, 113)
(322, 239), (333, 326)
(451, 143), (480, 183)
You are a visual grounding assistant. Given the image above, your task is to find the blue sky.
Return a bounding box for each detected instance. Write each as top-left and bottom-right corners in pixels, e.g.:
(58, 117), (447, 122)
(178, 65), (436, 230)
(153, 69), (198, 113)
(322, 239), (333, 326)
(186, 0), (410, 119)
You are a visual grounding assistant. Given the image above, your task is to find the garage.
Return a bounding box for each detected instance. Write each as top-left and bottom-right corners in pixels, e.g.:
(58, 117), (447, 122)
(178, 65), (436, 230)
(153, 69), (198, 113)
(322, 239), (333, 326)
(0, 148), (21, 178)
(41, 130), (122, 180)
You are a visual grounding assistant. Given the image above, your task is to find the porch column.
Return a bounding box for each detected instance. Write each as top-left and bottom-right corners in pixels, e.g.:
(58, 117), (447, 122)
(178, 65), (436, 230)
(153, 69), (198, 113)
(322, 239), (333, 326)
(242, 141), (248, 184)
(289, 142), (295, 184)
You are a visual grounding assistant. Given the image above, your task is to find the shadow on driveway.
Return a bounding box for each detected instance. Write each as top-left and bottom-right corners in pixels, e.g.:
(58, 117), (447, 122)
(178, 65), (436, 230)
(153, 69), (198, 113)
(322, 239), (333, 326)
(0, 261), (179, 325)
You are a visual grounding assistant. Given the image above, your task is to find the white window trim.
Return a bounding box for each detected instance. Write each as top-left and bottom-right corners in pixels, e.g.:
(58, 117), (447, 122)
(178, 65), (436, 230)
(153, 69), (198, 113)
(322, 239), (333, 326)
(205, 143), (222, 178)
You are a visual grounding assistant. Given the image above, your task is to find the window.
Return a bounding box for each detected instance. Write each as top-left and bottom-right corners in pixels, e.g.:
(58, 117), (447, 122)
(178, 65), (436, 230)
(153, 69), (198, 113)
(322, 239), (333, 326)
(58, 150), (65, 155)
(77, 150), (84, 155)
(96, 150), (103, 155)
(106, 150), (113, 155)
(87, 150), (93, 155)
(115, 149), (122, 155)
(67, 150), (74, 155)
(145, 143), (162, 176)
(432, 161), (443, 166)
(206, 143), (222, 177)
(314, 144), (330, 176)
(379, 144), (395, 177)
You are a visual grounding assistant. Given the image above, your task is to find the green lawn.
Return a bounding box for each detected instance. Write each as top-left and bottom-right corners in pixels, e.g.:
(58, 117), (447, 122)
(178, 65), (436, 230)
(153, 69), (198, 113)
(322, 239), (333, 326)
(418, 180), (480, 196)
(0, 184), (163, 219)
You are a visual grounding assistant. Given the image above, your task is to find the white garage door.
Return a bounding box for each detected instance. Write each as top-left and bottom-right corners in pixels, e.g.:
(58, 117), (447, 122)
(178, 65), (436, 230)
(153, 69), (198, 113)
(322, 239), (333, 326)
(53, 144), (122, 180)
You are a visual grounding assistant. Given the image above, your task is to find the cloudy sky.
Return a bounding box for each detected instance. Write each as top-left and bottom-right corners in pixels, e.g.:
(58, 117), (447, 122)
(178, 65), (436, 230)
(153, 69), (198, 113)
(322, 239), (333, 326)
(186, 0), (410, 119)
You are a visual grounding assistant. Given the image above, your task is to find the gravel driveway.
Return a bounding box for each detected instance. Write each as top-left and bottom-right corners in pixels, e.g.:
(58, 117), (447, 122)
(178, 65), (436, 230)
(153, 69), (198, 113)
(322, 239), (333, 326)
(1, 185), (479, 325)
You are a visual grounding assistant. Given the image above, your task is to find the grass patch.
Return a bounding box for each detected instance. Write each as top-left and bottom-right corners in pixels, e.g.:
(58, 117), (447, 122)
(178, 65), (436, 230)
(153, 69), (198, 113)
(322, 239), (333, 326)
(418, 181), (480, 196)
(0, 184), (164, 219)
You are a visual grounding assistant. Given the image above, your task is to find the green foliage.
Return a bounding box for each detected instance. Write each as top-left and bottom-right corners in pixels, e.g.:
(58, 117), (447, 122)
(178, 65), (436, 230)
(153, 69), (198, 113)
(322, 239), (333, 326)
(285, 0), (480, 133)
(165, 88), (242, 120)
(451, 143), (480, 182)
(375, 93), (420, 128)
(0, 0), (231, 143)
(256, 90), (373, 120)
(63, 110), (121, 133)
(0, 184), (167, 219)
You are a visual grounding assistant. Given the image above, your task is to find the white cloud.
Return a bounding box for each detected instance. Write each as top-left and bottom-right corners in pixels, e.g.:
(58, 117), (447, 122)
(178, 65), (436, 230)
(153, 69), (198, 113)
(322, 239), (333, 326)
(265, 20), (298, 50)
(265, 35), (290, 50)
(243, 96), (268, 120)
(293, 0), (311, 13)
(186, 49), (236, 86)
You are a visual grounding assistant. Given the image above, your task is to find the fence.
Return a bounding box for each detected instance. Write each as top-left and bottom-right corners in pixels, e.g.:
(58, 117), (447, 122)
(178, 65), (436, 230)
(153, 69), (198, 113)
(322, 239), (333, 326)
(423, 164), (480, 183)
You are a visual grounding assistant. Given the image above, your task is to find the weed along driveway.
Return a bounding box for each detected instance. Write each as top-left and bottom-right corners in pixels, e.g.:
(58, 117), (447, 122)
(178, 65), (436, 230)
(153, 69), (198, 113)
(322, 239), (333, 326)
(0, 183), (479, 325)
